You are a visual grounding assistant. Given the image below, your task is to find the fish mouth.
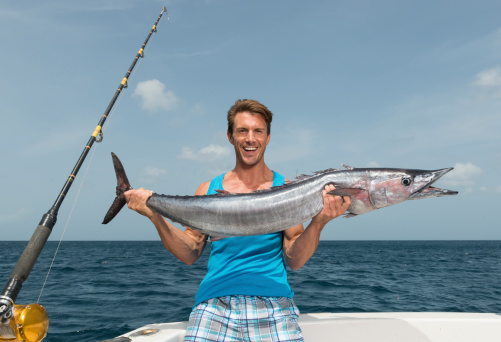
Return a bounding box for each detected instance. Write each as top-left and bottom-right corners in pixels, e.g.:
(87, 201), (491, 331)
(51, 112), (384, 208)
(408, 168), (459, 200)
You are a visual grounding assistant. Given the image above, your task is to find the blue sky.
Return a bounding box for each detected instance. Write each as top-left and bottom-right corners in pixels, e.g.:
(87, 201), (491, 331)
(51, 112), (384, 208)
(1, 0), (500, 241)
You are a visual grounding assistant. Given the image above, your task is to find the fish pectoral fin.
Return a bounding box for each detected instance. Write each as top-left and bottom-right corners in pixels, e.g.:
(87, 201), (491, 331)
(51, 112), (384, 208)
(327, 188), (365, 197)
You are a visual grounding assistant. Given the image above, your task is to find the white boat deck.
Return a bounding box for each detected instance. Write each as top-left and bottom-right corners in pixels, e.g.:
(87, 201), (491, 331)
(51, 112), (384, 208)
(109, 312), (501, 341)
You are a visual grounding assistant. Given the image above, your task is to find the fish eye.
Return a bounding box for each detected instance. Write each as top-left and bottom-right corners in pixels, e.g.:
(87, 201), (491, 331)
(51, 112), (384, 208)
(401, 177), (412, 186)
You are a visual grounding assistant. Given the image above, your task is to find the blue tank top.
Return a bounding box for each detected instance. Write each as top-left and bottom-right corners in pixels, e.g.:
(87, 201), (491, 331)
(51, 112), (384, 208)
(194, 171), (294, 305)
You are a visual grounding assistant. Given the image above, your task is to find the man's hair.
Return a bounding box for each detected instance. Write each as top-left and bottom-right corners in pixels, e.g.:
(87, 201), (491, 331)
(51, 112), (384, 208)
(227, 99), (273, 136)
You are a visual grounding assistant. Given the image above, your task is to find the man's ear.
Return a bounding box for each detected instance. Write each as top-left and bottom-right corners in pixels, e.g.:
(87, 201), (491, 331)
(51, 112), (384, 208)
(227, 131), (234, 145)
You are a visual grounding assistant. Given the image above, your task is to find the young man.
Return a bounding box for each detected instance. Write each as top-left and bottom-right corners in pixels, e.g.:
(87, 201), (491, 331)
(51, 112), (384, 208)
(125, 99), (351, 341)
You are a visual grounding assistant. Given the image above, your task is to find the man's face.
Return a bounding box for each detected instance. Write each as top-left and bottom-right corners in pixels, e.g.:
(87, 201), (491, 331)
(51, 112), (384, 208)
(228, 111), (270, 168)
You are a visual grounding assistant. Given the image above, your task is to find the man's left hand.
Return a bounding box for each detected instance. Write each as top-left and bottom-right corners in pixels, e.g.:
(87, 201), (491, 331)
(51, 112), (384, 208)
(311, 184), (351, 226)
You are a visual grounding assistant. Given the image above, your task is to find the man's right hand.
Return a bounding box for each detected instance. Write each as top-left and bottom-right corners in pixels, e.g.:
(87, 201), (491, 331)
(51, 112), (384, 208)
(124, 188), (156, 219)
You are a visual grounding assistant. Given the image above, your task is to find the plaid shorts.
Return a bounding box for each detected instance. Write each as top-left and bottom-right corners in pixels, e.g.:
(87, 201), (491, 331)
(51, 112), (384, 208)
(184, 295), (304, 342)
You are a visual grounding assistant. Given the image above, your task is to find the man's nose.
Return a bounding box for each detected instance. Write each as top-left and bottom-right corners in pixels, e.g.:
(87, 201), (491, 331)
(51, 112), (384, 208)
(246, 131), (256, 142)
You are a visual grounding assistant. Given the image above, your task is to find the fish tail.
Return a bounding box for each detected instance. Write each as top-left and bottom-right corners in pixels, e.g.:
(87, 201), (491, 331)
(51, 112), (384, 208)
(102, 152), (133, 224)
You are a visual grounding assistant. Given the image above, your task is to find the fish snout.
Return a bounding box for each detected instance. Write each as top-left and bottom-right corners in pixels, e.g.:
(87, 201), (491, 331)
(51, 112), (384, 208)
(408, 167), (458, 200)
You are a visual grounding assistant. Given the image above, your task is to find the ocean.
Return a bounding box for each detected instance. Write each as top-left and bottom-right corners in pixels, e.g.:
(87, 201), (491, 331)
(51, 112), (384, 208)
(1, 240), (500, 341)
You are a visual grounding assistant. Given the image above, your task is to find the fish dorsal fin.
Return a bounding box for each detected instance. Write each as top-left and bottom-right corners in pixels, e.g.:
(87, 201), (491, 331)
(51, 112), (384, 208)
(295, 174), (312, 181)
(314, 168), (342, 175)
(292, 168), (343, 183)
(252, 186), (281, 193)
(342, 164), (355, 170)
(215, 189), (236, 195)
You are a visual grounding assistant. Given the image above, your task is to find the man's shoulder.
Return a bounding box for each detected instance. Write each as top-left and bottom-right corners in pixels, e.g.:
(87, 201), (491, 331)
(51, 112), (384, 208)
(195, 180), (212, 195)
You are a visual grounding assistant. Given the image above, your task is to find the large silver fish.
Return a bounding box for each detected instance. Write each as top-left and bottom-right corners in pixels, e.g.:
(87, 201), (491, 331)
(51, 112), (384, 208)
(103, 153), (458, 236)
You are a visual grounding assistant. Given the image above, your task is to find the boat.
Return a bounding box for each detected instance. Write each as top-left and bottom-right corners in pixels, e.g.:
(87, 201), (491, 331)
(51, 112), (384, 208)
(103, 312), (501, 341)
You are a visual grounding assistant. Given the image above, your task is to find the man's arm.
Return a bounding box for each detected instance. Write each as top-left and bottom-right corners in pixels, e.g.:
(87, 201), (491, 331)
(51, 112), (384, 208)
(282, 184), (351, 270)
(124, 182), (210, 265)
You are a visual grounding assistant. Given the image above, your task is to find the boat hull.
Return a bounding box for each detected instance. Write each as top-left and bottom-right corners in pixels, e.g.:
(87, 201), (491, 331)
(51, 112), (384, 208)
(102, 312), (501, 342)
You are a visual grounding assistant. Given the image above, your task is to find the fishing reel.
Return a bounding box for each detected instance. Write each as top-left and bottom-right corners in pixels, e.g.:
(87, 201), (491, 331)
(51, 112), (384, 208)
(0, 300), (48, 342)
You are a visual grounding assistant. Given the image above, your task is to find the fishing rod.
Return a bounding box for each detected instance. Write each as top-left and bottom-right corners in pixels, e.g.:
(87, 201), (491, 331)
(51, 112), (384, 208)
(0, 6), (168, 342)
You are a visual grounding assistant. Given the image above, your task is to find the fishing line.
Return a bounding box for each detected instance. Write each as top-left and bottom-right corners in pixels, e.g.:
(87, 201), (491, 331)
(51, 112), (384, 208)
(37, 86), (127, 302)
(36, 84), (128, 302)
(37, 16), (163, 302)
(37, 145), (98, 303)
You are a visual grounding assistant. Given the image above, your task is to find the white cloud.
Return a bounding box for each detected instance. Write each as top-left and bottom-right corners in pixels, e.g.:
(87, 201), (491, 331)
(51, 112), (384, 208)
(133, 79), (179, 112)
(141, 166), (168, 178)
(367, 161), (382, 168)
(442, 162), (482, 187)
(267, 123), (317, 163)
(0, 208), (30, 223)
(169, 41), (231, 59)
(21, 128), (88, 156)
(179, 144), (231, 161)
(138, 166), (168, 184)
(496, 185), (501, 194)
(189, 103), (207, 116)
(474, 66), (501, 87)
